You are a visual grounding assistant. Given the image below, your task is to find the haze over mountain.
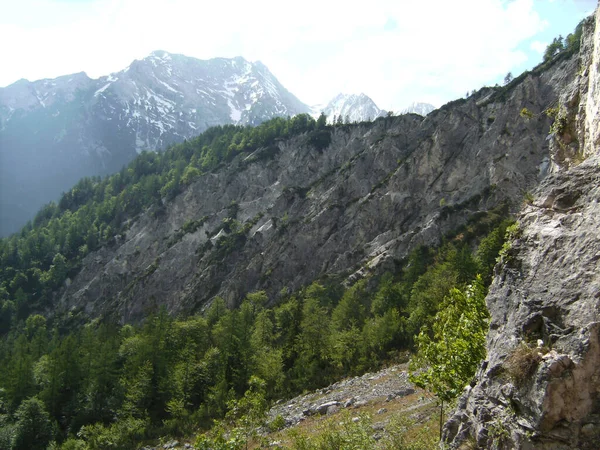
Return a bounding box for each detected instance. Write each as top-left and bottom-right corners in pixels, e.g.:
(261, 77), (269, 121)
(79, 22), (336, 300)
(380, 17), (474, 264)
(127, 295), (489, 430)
(309, 94), (435, 125)
(0, 51), (310, 236)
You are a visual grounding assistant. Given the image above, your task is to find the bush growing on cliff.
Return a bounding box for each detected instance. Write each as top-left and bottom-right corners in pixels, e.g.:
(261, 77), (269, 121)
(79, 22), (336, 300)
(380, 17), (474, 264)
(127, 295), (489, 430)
(503, 343), (542, 386)
(543, 19), (585, 63)
(544, 36), (565, 62)
(409, 275), (489, 439)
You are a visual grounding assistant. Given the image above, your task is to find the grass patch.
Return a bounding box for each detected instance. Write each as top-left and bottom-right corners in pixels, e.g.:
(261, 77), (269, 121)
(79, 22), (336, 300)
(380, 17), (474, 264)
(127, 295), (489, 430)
(504, 343), (542, 386)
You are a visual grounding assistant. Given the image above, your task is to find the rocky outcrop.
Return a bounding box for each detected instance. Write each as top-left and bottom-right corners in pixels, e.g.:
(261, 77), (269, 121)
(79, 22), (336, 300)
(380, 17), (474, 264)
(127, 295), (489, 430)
(267, 365), (416, 428)
(57, 35), (581, 323)
(444, 10), (600, 450)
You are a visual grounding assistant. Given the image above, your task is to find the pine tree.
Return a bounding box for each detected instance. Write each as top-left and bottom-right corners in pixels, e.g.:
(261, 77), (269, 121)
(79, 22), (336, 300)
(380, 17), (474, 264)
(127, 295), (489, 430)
(316, 112), (327, 129)
(12, 397), (54, 450)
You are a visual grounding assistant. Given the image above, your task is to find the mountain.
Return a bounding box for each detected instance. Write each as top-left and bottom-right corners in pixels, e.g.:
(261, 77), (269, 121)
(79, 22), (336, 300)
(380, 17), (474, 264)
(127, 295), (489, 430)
(400, 101), (435, 116)
(0, 51), (310, 236)
(314, 93), (386, 123)
(53, 52), (575, 322)
(0, 10), (596, 448)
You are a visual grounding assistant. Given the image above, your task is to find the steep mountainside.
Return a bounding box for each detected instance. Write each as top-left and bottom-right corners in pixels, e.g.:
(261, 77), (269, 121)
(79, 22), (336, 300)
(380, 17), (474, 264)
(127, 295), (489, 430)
(55, 47), (578, 323)
(445, 11), (600, 450)
(0, 51), (309, 236)
(315, 93), (386, 123)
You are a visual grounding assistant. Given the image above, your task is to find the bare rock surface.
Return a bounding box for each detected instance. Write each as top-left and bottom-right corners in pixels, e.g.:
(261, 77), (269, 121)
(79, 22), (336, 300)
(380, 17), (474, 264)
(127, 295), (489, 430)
(445, 9), (600, 449)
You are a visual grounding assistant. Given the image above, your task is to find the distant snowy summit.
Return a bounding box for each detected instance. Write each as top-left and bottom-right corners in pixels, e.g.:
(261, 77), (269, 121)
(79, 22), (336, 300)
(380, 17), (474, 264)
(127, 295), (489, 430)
(1, 50), (310, 154)
(313, 93), (386, 124)
(311, 95), (435, 124)
(0, 47), (435, 236)
(400, 102), (435, 116)
(103, 50), (311, 151)
(0, 51), (310, 236)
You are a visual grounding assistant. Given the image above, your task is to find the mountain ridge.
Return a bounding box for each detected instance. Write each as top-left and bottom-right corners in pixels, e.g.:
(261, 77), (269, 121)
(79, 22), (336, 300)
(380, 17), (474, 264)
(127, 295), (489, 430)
(0, 51), (310, 236)
(53, 53), (574, 322)
(0, 15), (596, 449)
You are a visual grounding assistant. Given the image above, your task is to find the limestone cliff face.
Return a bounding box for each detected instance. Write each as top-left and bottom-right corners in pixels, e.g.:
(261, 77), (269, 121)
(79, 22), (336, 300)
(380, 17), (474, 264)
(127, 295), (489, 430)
(56, 31), (578, 324)
(445, 10), (600, 450)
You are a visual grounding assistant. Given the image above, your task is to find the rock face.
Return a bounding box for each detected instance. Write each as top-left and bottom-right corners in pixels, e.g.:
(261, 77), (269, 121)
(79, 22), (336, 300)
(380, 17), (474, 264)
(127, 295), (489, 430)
(0, 51), (309, 236)
(56, 41), (577, 323)
(444, 10), (600, 450)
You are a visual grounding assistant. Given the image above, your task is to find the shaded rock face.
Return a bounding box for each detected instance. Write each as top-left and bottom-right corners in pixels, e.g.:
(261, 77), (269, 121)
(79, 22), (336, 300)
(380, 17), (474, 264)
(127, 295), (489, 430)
(55, 41), (578, 324)
(444, 10), (600, 450)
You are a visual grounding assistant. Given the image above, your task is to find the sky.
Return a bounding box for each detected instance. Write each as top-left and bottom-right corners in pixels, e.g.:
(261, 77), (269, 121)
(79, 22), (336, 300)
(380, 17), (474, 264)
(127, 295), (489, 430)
(0, 0), (596, 111)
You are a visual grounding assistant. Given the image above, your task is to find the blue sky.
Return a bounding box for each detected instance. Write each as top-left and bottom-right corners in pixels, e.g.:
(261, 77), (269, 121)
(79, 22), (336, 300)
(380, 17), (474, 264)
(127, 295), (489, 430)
(512, 0), (595, 76)
(0, 0), (596, 110)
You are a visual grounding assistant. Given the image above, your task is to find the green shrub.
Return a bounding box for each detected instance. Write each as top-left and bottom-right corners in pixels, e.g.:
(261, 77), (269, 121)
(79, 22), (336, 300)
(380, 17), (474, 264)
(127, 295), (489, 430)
(520, 108), (534, 119)
(268, 414), (286, 432)
(289, 412), (375, 449)
(57, 438), (87, 450)
(77, 416), (147, 450)
(498, 222), (522, 264)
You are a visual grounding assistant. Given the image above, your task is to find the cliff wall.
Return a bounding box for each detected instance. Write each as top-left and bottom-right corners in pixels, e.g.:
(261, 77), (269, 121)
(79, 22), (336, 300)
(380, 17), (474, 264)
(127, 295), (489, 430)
(445, 10), (600, 449)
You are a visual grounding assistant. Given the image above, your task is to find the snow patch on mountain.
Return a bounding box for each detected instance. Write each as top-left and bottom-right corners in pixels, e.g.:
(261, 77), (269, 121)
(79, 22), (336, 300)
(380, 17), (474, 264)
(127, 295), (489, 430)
(316, 93), (385, 123)
(400, 102), (435, 116)
(94, 82), (112, 97)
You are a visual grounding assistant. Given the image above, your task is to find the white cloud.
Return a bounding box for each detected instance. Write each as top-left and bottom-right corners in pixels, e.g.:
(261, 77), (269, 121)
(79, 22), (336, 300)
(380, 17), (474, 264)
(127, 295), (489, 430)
(530, 40), (547, 53)
(0, 0), (561, 110)
(272, 0), (547, 109)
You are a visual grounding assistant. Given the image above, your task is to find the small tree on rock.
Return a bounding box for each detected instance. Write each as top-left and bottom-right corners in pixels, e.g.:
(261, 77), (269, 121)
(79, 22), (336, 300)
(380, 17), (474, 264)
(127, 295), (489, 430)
(409, 275), (489, 437)
(544, 36), (565, 62)
(316, 112), (327, 129)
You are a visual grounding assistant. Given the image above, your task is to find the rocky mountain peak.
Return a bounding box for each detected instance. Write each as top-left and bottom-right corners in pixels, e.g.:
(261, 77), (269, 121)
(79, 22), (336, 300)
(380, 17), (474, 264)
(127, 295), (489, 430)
(0, 52), (310, 236)
(317, 92), (385, 123)
(401, 101), (435, 116)
(55, 37), (580, 324)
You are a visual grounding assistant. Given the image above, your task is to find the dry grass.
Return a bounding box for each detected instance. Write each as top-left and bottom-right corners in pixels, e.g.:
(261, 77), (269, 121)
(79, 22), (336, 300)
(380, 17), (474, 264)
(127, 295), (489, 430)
(503, 343), (542, 386)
